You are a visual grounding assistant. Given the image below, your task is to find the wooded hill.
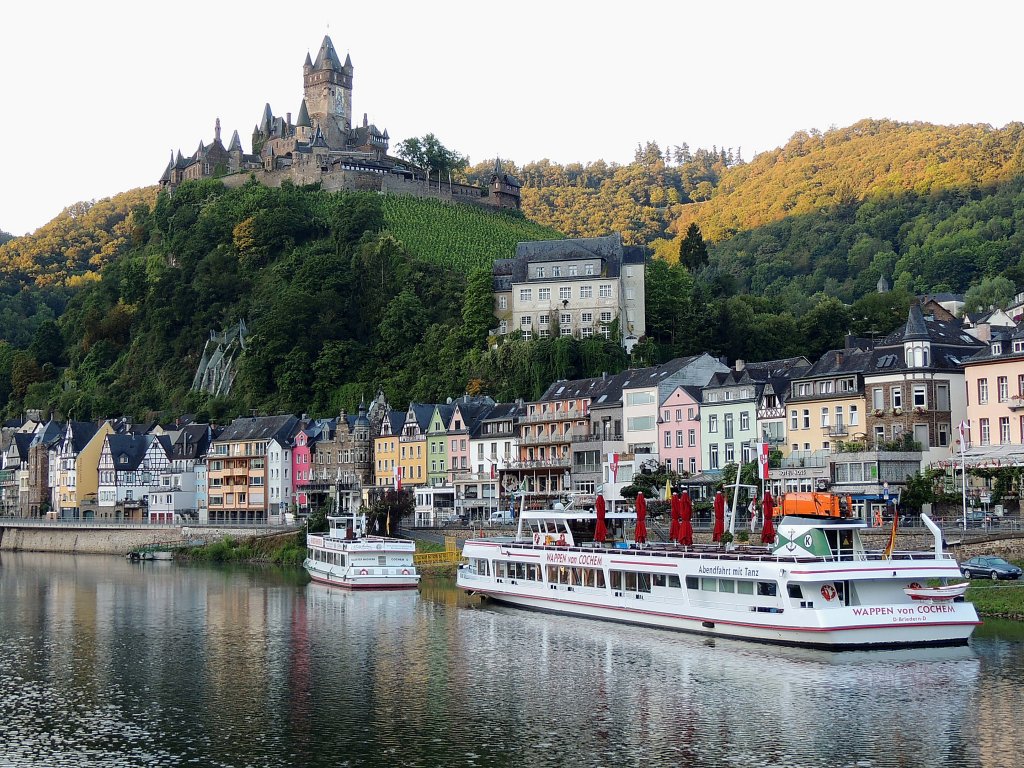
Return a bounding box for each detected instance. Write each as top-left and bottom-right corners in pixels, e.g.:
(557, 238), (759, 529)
(1, 118), (1022, 421)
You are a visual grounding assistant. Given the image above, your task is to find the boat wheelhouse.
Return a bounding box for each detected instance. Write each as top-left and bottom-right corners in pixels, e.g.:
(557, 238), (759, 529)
(457, 497), (978, 649)
(305, 510), (419, 590)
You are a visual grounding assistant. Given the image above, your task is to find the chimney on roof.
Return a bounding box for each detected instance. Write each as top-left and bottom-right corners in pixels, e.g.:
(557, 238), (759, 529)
(735, 359), (745, 371)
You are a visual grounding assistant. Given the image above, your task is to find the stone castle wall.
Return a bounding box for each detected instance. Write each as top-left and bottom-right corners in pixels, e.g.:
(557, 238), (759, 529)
(220, 166), (506, 208)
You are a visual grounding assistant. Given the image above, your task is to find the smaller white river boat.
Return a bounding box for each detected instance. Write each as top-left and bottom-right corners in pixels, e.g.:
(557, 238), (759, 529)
(304, 510), (419, 590)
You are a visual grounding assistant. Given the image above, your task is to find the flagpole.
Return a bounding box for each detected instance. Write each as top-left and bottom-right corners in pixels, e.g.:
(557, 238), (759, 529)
(960, 422), (968, 531)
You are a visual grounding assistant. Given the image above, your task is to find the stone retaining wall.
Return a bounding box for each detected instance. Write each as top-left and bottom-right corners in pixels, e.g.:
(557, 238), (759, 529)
(0, 525), (293, 555)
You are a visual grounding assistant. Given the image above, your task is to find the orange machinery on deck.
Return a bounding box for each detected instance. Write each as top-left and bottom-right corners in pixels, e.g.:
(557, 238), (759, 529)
(772, 491), (854, 518)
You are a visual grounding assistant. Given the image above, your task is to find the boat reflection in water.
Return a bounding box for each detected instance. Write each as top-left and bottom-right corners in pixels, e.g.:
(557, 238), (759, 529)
(449, 593), (985, 768)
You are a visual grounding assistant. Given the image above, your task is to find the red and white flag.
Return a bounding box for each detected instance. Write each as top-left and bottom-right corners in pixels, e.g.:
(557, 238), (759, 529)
(394, 466), (403, 491)
(758, 442), (770, 480)
(958, 420), (970, 447)
(608, 452), (619, 482)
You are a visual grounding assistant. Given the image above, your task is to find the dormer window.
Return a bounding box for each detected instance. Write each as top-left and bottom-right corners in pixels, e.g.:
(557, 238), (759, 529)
(1014, 340), (1024, 353)
(992, 342), (1003, 355)
(119, 455), (128, 465)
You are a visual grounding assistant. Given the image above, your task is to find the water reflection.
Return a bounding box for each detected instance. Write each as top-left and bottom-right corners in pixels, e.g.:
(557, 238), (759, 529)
(1, 552), (1022, 767)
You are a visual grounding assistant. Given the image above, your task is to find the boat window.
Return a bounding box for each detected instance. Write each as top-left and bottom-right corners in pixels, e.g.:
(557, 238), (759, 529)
(685, 576), (699, 590)
(668, 574), (681, 588)
(719, 579), (735, 593)
(526, 564), (539, 581)
(595, 569), (606, 589)
(474, 559), (489, 576)
(653, 574), (667, 588)
(625, 572), (638, 591)
(636, 573), (651, 593)
(610, 570), (623, 590)
(701, 577), (716, 591)
(737, 580), (754, 595)
(787, 584), (803, 599)
(339, 554), (346, 567)
(571, 567), (585, 585)
(757, 581), (778, 597)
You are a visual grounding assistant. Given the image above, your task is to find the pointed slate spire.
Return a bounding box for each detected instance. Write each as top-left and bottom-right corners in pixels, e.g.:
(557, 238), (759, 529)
(343, 52), (353, 72)
(296, 99), (311, 128)
(260, 103), (273, 132)
(228, 130), (242, 152)
(304, 51), (313, 67)
(313, 35), (344, 71)
(903, 304), (930, 341)
(160, 150), (174, 182)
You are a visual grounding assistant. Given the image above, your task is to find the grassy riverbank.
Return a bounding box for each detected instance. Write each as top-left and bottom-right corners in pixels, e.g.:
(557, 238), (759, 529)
(965, 569), (1024, 620)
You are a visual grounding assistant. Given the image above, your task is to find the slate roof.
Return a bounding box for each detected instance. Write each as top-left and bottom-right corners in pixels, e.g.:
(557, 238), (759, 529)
(215, 415), (300, 445)
(494, 233), (645, 290)
(870, 305), (984, 372)
(106, 434), (152, 472)
(965, 321), (1024, 363)
(296, 99), (311, 128)
(67, 421), (100, 453)
(11, 432), (33, 463)
(172, 424), (211, 460)
(312, 35), (347, 72)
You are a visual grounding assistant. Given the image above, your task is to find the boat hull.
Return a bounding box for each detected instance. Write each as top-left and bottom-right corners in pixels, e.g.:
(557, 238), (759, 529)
(307, 570), (420, 590)
(465, 582), (976, 650)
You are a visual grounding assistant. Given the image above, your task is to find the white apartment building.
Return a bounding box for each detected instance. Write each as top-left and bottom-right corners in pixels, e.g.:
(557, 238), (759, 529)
(493, 233), (645, 351)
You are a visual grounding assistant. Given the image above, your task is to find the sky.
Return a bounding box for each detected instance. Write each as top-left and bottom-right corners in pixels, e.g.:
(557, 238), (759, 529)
(2, 0), (1023, 236)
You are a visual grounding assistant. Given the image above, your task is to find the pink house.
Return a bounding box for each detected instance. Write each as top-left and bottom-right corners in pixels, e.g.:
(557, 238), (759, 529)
(658, 386), (703, 476)
(293, 428), (313, 509)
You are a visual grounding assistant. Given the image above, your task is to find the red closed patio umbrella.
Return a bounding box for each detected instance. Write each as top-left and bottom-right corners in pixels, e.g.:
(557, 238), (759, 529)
(594, 494), (607, 544)
(679, 491), (694, 546)
(712, 490), (726, 542)
(669, 493), (680, 542)
(761, 490), (776, 545)
(634, 492), (648, 545)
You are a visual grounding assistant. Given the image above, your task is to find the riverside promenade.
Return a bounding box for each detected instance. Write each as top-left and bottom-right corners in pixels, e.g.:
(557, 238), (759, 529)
(0, 517), (299, 555)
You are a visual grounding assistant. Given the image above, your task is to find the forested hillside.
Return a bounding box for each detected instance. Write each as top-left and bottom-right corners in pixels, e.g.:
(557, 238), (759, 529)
(1, 119), (1023, 422)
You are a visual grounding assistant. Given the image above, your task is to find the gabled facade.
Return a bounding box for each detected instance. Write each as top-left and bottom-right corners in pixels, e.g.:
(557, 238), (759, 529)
(150, 424), (213, 523)
(374, 412), (405, 487)
(55, 421), (113, 517)
(97, 434), (172, 520)
(397, 403), (433, 488)
(702, 358), (810, 475)
(658, 386), (702, 476)
(427, 404), (455, 487)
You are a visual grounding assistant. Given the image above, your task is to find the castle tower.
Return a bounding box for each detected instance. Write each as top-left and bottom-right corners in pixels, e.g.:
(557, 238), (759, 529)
(303, 35), (353, 147)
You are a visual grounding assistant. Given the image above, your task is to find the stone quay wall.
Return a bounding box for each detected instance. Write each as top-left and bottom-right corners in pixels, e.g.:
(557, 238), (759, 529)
(0, 522), (297, 556)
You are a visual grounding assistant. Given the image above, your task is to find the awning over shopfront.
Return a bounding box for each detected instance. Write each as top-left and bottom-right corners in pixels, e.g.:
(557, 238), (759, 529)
(931, 445), (1024, 470)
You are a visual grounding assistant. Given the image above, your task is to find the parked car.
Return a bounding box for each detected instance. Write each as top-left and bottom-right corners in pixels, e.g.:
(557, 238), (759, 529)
(960, 556), (1023, 580)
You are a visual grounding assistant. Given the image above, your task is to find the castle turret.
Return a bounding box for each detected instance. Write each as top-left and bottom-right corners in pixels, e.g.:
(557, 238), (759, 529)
(295, 99), (311, 142)
(214, 117), (221, 144)
(304, 34), (352, 144)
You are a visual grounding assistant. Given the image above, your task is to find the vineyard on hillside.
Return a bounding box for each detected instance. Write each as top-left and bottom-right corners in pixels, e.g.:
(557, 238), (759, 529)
(381, 195), (562, 269)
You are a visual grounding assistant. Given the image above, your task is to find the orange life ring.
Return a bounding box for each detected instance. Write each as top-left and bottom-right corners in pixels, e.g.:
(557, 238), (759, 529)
(359, 568), (369, 576)
(402, 569), (410, 575)
(820, 584), (837, 601)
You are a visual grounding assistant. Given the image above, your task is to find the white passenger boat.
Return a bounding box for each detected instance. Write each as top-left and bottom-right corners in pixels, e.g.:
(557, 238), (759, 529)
(457, 498), (979, 649)
(304, 511), (420, 590)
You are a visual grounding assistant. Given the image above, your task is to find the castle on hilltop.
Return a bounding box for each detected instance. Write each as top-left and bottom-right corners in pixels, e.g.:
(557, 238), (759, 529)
(159, 35), (521, 210)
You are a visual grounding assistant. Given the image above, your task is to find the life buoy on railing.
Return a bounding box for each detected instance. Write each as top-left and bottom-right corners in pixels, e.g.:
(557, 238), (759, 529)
(402, 568), (410, 575)
(820, 584), (837, 601)
(359, 568), (369, 576)
(907, 582), (922, 590)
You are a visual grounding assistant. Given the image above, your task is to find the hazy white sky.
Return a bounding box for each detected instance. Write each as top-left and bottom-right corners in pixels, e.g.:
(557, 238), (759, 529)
(1, 0), (1022, 235)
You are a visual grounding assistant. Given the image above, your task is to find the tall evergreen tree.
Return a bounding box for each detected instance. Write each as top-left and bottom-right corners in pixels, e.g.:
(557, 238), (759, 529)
(678, 222), (709, 271)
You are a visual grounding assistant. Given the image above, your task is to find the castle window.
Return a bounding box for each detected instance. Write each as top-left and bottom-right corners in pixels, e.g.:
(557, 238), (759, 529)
(585, 264), (595, 276)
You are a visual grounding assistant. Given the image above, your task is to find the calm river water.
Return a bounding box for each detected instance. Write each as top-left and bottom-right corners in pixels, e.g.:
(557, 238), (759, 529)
(2, 552), (1023, 768)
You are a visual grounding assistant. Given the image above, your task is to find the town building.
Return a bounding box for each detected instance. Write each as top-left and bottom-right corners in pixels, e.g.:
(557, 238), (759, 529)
(207, 415), (299, 524)
(96, 433), (172, 521)
(150, 423), (213, 523)
(492, 233), (645, 350)
(658, 386), (703, 477)
(962, 322), (1024, 464)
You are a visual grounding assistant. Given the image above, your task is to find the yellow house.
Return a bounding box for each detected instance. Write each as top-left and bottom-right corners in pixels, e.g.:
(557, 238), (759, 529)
(374, 412), (403, 487)
(786, 350), (871, 453)
(56, 420), (114, 516)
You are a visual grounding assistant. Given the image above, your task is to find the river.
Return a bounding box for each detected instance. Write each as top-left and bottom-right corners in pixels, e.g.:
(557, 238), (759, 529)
(1, 552), (1022, 768)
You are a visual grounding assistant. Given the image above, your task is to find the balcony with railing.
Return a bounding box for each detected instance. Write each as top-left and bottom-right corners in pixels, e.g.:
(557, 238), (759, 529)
(1009, 395), (1024, 412)
(827, 424), (849, 437)
(520, 431), (577, 446)
(521, 406), (584, 424)
(504, 456), (572, 470)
